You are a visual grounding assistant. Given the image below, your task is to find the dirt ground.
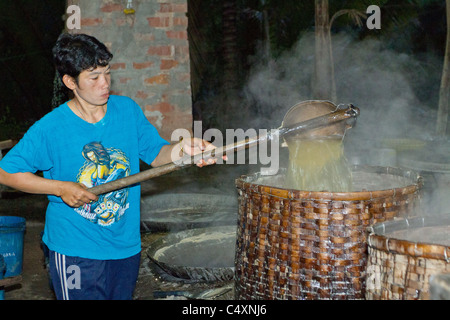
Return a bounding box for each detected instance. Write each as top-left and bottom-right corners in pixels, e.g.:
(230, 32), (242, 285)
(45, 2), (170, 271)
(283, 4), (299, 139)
(0, 164), (251, 300)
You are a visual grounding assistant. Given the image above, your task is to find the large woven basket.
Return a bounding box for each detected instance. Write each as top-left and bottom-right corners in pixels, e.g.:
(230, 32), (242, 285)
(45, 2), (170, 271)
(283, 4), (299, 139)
(234, 166), (422, 300)
(366, 216), (450, 300)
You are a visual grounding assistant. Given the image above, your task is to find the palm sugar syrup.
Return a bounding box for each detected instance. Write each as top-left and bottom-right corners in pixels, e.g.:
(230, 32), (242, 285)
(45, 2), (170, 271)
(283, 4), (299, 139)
(285, 137), (352, 192)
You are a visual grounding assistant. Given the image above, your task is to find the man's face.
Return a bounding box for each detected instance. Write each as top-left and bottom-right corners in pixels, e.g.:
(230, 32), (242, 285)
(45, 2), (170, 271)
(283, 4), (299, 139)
(74, 65), (111, 106)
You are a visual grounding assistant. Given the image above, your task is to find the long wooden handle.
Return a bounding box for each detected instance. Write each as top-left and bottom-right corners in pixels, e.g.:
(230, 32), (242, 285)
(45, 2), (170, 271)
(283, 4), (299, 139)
(0, 275), (22, 287)
(87, 134), (263, 196)
(88, 161), (186, 195)
(88, 105), (359, 195)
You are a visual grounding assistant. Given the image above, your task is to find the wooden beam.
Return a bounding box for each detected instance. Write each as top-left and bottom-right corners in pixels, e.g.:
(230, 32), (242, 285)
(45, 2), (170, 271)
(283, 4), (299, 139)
(0, 275), (22, 287)
(0, 140), (17, 151)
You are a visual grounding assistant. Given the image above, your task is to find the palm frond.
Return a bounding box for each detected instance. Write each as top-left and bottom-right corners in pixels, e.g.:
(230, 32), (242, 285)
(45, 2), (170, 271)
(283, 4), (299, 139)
(330, 9), (367, 29)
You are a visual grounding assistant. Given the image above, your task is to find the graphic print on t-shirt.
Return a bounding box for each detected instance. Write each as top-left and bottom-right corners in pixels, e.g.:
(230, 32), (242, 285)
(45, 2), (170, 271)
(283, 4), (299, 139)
(74, 141), (130, 226)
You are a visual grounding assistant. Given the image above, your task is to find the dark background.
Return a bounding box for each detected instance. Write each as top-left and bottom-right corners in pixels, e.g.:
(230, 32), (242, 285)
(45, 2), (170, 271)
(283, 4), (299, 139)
(0, 0), (447, 139)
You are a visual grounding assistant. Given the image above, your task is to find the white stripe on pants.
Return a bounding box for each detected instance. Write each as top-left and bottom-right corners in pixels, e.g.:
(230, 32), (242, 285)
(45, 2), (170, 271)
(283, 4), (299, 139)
(54, 252), (69, 300)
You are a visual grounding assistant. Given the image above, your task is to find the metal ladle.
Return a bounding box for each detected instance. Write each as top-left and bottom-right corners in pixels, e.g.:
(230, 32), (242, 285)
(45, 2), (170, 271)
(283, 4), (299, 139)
(88, 101), (360, 195)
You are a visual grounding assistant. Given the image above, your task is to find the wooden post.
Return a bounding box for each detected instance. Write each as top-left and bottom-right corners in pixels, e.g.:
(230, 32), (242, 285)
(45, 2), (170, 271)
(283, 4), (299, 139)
(313, 0), (335, 102)
(0, 140), (17, 160)
(436, 0), (450, 137)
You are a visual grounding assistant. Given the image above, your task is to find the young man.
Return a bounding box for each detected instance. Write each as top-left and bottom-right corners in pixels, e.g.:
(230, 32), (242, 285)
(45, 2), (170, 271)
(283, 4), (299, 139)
(0, 33), (218, 300)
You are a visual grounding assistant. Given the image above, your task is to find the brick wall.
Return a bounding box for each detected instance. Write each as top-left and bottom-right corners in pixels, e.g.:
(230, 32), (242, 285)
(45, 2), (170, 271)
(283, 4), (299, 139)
(66, 0), (192, 141)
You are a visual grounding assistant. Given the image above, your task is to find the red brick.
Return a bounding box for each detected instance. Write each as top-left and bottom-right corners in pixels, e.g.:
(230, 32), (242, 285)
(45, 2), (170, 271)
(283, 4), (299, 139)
(163, 118), (192, 141)
(160, 59), (178, 70)
(144, 106), (192, 141)
(147, 46), (173, 56)
(101, 4), (122, 12)
(175, 46), (190, 63)
(144, 74), (170, 85)
(160, 114), (193, 141)
(175, 45), (189, 55)
(153, 102), (175, 113)
(111, 63), (126, 70)
(159, 3), (187, 13)
(119, 77), (131, 84)
(146, 115), (161, 128)
(144, 105), (156, 113)
(136, 91), (149, 99)
(166, 30), (188, 40)
(133, 61), (154, 70)
(81, 18), (103, 27)
(173, 17), (188, 27)
(147, 17), (171, 28)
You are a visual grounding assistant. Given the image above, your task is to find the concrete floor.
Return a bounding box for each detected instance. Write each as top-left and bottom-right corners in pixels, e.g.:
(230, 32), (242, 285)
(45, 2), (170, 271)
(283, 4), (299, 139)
(0, 163), (254, 300)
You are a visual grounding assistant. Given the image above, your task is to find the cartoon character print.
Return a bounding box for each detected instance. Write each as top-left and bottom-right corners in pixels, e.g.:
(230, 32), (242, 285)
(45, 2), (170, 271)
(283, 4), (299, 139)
(75, 142), (130, 226)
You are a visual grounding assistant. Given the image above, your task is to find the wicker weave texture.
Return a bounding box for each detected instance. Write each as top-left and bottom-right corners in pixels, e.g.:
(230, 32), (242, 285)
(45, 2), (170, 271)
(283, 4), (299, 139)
(366, 217), (450, 300)
(234, 167), (421, 300)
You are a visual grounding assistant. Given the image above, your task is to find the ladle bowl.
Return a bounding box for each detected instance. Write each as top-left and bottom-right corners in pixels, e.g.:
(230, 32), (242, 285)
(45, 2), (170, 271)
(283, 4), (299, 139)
(282, 100), (354, 142)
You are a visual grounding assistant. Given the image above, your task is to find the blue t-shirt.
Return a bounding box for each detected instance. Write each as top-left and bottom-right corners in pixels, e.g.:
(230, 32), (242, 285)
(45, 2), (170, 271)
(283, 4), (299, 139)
(0, 95), (169, 259)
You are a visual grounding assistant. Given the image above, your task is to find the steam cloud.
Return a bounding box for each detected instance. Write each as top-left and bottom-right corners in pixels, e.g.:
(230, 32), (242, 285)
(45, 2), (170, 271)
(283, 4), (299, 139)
(243, 32), (447, 217)
(243, 32), (441, 147)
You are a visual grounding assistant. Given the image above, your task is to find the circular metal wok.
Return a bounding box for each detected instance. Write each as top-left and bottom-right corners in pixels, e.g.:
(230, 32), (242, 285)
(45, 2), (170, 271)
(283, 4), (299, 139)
(146, 225), (236, 283)
(140, 193), (238, 232)
(398, 140), (450, 173)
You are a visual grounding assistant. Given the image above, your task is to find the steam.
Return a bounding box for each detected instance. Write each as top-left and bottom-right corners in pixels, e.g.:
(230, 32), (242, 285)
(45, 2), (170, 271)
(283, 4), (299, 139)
(243, 32), (441, 144)
(242, 32), (447, 218)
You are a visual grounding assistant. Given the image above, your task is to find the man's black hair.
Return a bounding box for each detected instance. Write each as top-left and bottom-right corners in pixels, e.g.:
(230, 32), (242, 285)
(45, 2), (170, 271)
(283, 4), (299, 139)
(52, 33), (113, 81)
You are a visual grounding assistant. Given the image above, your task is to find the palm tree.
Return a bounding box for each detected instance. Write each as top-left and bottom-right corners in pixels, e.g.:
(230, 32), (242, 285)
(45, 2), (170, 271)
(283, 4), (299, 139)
(222, 0), (239, 92)
(312, 0), (366, 102)
(312, 0), (334, 101)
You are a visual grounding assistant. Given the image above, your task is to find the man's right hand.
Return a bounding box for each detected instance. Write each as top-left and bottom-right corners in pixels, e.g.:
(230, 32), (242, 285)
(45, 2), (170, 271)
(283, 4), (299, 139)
(0, 169), (98, 208)
(57, 181), (98, 208)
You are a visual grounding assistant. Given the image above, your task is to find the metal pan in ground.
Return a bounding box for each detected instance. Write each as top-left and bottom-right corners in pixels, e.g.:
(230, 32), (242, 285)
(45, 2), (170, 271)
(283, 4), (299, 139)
(140, 193), (238, 232)
(146, 225), (236, 283)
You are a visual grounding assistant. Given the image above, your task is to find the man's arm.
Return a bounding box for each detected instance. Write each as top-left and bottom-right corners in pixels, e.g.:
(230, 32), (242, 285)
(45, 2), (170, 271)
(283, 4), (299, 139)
(0, 168), (98, 207)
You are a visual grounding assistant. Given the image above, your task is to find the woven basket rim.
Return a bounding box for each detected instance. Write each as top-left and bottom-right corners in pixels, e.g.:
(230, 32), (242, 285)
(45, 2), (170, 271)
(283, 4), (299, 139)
(367, 216), (450, 261)
(235, 165), (422, 201)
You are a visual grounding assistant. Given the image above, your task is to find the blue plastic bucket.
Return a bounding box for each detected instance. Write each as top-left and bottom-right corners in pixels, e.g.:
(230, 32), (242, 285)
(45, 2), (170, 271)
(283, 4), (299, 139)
(0, 216), (26, 278)
(0, 255), (5, 300)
